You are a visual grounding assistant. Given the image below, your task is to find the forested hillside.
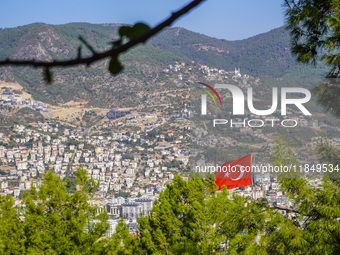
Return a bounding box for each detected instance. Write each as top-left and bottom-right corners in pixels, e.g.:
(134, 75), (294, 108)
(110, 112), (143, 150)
(0, 23), (327, 107)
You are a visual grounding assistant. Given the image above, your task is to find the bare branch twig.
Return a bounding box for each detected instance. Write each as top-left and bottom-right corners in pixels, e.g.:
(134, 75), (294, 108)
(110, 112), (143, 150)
(0, 0), (205, 68)
(272, 206), (300, 214)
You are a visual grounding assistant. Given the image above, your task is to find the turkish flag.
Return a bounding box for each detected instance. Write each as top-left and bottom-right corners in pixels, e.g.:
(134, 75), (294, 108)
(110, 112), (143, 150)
(215, 154), (252, 190)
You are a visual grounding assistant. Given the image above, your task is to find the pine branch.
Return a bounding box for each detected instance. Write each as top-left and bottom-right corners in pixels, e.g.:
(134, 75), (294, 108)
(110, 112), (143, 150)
(272, 206), (300, 214)
(0, 0), (205, 69)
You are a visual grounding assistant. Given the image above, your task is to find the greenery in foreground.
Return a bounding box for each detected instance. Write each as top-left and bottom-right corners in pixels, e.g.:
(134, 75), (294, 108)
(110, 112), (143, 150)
(1, 141), (340, 255)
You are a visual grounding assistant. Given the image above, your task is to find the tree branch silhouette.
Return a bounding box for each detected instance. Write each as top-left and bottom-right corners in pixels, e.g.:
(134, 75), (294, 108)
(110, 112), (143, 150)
(0, 0), (205, 83)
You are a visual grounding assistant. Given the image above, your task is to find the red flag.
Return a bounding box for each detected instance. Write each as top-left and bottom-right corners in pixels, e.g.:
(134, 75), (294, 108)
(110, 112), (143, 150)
(215, 154), (252, 190)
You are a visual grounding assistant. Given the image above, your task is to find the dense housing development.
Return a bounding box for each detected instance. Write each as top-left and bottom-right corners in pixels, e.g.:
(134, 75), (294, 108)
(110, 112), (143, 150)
(0, 63), (339, 234)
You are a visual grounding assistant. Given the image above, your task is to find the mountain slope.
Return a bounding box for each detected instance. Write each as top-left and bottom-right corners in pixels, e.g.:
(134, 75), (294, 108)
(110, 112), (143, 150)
(0, 22), (328, 107)
(150, 26), (327, 77)
(0, 23), (189, 107)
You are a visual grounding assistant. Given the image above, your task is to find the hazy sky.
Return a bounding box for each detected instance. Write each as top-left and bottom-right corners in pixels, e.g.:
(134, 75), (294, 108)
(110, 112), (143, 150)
(0, 0), (285, 40)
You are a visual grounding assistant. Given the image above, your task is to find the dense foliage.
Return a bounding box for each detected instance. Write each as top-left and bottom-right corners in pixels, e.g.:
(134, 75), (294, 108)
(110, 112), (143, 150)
(1, 150), (340, 254)
(284, 0), (340, 75)
(284, 0), (340, 117)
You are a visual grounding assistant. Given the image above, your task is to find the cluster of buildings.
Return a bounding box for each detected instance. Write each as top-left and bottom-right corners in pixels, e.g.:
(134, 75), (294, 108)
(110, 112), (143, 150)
(0, 112), (191, 198)
(91, 197), (155, 235)
(231, 173), (323, 216)
(307, 136), (340, 148)
(1, 61), (339, 236)
(106, 110), (131, 120)
(0, 88), (48, 112)
(0, 107), (192, 233)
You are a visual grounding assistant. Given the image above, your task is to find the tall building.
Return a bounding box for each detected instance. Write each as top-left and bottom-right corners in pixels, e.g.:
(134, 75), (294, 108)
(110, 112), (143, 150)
(135, 198), (153, 216)
(107, 203), (122, 218)
(121, 202), (141, 219)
